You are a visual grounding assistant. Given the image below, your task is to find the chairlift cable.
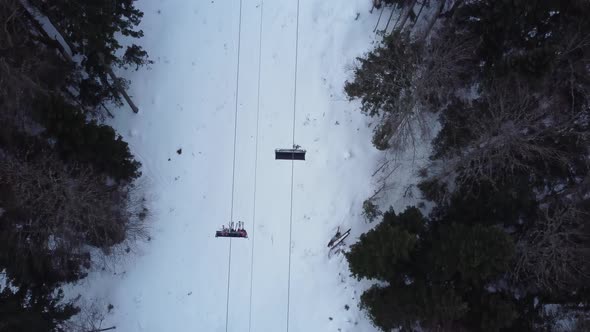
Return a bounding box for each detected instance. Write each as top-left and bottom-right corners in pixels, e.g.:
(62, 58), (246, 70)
(225, 0), (244, 330)
(248, 0), (264, 331)
(286, 0), (301, 329)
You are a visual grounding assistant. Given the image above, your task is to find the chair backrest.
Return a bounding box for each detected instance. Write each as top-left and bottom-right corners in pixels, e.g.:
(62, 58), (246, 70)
(275, 149), (306, 160)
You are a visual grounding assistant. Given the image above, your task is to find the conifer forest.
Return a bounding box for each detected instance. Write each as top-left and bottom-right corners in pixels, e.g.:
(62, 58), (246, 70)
(346, 0), (589, 331)
(1, 0), (149, 330)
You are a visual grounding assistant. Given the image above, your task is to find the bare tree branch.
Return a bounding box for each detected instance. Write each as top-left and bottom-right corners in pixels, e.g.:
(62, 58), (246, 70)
(513, 205), (590, 293)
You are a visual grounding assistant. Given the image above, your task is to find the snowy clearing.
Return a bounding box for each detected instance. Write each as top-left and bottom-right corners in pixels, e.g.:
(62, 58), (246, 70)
(65, 0), (426, 331)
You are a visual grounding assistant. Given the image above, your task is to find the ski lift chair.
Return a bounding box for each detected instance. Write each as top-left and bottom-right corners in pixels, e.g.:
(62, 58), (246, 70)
(215, 230), (248, 238)
(215, 221), (248, 238)
(275, 145), (306, 160)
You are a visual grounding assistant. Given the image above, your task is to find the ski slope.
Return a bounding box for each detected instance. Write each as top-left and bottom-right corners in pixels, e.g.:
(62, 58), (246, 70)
(67, 0), (424, 331)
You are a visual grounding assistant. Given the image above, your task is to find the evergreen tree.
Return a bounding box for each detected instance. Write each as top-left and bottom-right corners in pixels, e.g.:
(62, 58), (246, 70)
(476, 294), (519, 332)
(344, 31), (423, 150)
(0, 286), (78, 332)
(40, 97), (141, 182)
(347, 0), (590, 330)
(346, 207), (426, 281)
(28, 0), (152, 108)
(361, 282), (468, 331)
(0, 2), (148, 328)
(429, 224), (514, 286)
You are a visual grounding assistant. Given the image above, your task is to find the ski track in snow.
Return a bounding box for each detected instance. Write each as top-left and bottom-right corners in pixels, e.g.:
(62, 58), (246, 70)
(64, 1), (427, 331)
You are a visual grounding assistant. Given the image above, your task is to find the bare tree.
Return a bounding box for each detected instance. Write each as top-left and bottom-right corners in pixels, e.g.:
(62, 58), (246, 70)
(513, 205), (590, 293)
(62, 298), (116, 332)
(348, 27), (474, 154)
(415, 32), (475, 107)
(410, 0), (429, 29)
(419, 0), (446, 42)
(429, 79), (588, 192)
(395, 0), (418, 32)
(0, 152), (147, 268)
(368, 156), (401, 201)
(375, 33), (473, 152)
(96, 177), (151, 270)
(373, 5), (386, 32)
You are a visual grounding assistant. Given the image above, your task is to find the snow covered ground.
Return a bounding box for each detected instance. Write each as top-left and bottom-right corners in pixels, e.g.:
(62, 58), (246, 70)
(66, 1), (427, 331)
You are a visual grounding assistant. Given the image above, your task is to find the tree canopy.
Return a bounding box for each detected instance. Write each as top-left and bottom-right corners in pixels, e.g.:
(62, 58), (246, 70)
(346, 0), (590, 330)
(0, 0), (149, 330)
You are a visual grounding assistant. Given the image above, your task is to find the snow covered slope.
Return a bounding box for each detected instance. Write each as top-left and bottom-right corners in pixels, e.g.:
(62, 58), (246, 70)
(66, 0), (419, 331)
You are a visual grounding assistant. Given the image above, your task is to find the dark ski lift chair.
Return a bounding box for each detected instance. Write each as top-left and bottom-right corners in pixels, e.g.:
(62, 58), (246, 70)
(275, 145), (306, 160)
(215, 221), (248, 238)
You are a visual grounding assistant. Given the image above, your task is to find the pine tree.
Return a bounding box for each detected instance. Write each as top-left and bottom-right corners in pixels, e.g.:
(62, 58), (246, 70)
(361, 281), (468, 331)
(28, 0), (152, 108)
(346, 207), (426, 281)
(430, 223), (514, 286)
(40, 97), (141, 182)
(0, 286), (78, 332)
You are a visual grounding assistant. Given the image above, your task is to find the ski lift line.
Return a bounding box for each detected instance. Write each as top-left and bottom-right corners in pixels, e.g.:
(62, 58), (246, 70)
(225, 0), (244, 329)
(248, 0), (264, 331)
(229, 0), (243, 231)
(286, 0), (301, 329)
(290, 1), (300, 151)
(286, 160), (295, 332)
(225, 238), (233, 331)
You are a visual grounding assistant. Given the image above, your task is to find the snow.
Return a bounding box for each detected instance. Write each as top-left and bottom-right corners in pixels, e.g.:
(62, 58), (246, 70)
(0, 269), (19, 293)
(0, 269), (6, 290)
(64, 0), (425, 331)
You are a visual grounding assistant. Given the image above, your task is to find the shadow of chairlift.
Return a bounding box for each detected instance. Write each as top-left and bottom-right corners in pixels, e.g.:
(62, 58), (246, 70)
(275, 144), (306, 160)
